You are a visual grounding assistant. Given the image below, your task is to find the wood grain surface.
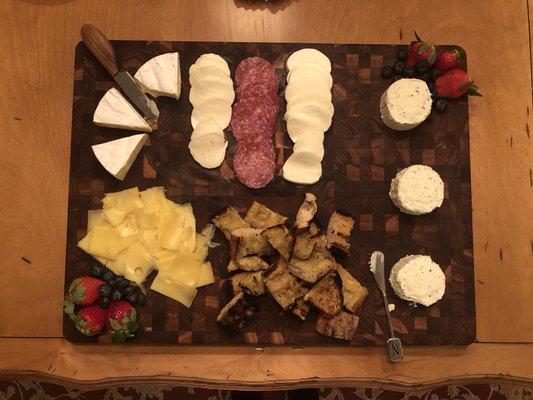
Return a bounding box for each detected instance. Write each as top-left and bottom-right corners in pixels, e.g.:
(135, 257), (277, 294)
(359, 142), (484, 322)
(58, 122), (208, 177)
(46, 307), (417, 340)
(0, 0), (532, 387)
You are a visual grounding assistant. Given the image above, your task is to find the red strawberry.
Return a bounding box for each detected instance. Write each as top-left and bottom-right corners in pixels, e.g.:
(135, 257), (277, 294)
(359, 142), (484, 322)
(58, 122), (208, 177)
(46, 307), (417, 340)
(407, 32), (436, 67)
(106, 300), (139, 342)
(435, 69), (482, 99)
(435, 49), (461, 75)
(71, 304), (106, 336)
(68, 276), (104, 306)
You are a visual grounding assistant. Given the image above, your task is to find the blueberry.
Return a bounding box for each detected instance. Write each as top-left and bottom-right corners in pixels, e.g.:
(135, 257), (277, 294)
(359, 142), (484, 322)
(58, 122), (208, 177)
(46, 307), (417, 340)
(428, 67), (438, 82)
(427, 81), (436, 95)
(396, 48), (408, 61)
(404, 67), (415, 78)
(414, 60), (430, 75)
(392, 75), (402, 82)
(380, 65), (394, 79)
(90, 264), (104, 278)
(392, 61), (406, 75)
(98, 296), (111, 308)
(102, 271), (116, 285)
(433, 98), (448, 113)
(126, 292), (138, 305)
(137, 292), (147, 305)
(116, 276), (130, 289)
(112, 289), (123, 301)
(418, 71), (433, 83)
(98, 284), (112, 297)
(124, 285), (136, 296)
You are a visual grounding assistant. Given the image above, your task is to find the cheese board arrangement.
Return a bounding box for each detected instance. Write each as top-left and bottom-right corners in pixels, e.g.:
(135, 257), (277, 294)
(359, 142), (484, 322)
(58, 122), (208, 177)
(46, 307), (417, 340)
(64, 25), (477, 348)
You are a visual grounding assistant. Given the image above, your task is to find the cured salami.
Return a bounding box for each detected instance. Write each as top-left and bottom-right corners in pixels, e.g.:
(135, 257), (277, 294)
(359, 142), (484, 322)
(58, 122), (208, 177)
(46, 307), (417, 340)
(231, 57), (280, 189)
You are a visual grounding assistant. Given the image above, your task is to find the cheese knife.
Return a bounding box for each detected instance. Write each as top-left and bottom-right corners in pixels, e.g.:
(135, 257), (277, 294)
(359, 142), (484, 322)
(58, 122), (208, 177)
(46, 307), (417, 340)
(370, 251), (404, 362)
(80, 24), (159, 128)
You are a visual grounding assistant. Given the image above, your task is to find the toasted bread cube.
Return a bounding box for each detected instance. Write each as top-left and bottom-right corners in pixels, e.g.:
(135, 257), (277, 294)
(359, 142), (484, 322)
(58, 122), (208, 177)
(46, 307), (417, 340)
(337, 265), (368, 313)
(212, 206), (250, 240)
(227, 256), (270, 272)
(288, 298), (310, 320)
(231, 271), (265, 296)
(230, 227), (274, 259)
(295, 193), (318, 231)
(289, 250), (336, 283)
(304, 272), (343, 317)
(244, 201), (288, 229)
(315, 311), (359, 340)
(217, 292), (258, 333)
(326, 211), (355, 254)
(265, 258), (308, 310)
(263, 224), (294, 260)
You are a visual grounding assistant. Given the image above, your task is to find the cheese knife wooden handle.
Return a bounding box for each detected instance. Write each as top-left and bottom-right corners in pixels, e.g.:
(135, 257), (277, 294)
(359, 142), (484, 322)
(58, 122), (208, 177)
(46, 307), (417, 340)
(80, 24), (119, 77)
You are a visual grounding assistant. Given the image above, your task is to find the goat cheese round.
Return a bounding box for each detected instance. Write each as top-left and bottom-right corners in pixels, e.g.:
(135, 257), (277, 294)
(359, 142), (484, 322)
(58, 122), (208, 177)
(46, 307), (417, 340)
(389, 255), (445, 307)
(389, 165), (444, 215)
(380, 78), (432, 131)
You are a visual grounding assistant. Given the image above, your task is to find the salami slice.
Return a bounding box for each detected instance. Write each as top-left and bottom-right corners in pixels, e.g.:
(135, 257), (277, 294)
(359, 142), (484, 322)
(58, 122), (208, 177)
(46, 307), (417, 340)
(235, 57), (277, 86)
(238, 80), (279, 102)
(230, 98), (278, 141)
(233, 141), (276, 189)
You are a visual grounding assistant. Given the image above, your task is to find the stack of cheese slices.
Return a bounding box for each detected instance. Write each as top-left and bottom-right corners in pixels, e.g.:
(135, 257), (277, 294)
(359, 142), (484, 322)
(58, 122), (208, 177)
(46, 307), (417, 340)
(188, 54), (234, 169)
(282, 49), (334, 185)
(91, 52), (181, 180)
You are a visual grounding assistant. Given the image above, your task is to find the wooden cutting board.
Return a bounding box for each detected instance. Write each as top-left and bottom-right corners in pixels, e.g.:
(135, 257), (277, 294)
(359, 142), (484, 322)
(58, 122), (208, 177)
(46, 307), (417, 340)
(64, 41), (475, 345)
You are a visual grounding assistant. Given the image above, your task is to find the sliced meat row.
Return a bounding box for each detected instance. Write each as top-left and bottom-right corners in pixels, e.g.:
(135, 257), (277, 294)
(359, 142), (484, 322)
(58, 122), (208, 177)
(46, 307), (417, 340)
(230, 57), (279, 189)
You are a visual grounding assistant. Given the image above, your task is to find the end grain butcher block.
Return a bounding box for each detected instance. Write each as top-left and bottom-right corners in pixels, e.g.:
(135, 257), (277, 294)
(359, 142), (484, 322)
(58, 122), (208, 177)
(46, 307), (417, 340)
(65, 40), (474, 345)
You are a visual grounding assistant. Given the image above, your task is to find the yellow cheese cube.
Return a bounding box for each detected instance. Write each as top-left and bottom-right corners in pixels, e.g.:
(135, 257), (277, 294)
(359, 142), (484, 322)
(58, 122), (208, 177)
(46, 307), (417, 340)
(196, 262), (215, 287)
(151, 273), (197, 308)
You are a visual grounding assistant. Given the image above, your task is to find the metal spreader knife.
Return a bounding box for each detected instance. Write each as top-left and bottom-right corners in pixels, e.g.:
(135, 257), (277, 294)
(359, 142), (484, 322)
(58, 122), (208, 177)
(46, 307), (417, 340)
(370, 251), (404, 362)
(80, 24), (159, 128)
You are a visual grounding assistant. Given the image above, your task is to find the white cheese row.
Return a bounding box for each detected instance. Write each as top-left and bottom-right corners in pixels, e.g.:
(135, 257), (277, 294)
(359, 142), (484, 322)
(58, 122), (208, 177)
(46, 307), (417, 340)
(282, 49), (334, 185)
(187, 54), (233, 169)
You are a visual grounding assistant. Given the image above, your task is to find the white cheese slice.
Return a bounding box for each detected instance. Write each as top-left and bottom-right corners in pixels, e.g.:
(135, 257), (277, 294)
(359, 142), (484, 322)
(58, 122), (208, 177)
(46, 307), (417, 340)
(188, 132), (228, 169)
(93, 88), (152, 132)
(282, 151), (322, 185)
(287, 64), (333, 89)
(285, 79), (332, 104)
(380, 78), (432, 131)
(191, 98), (232, 129)
(293, 131), (325, 161)
(191, 53), (230, 76)
(389, 255), (445, 307)
(134, 52), (181, 99)
(285, 114), (323, 143)
(389, 164), (444, 215)
(91, 134), (148, 181)
(286, 48), (332, 73)
(189, 65), (233, 87)
(190, 117), (224, 142)
(189, 80), (235, 107)
(285, 104), (333, 131)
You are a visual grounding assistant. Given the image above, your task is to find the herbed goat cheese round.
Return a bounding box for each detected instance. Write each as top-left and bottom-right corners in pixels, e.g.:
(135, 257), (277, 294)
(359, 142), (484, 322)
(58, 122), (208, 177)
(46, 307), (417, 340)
(380, 78), (432, 131)
(389, 164), (444, 215)
(389, 255), (445, 307)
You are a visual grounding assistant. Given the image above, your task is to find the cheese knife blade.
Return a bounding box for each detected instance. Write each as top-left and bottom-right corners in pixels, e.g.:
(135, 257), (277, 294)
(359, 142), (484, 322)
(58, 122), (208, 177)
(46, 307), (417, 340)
(370, 251), (404, 362)
(80, 24), (159, 128)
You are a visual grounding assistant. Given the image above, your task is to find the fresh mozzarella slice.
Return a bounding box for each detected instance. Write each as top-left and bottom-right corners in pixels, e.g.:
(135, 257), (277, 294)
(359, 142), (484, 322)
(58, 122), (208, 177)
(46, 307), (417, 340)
(293, 132), (325, 160)
(285, 108), (332, 132)
(93, 88), (152, 132)
(188, 132), (228, 169)
(92, 134), (148, 180)
(282, 151), (322, 185)
(133, 52), (181, 99)
(189, 80), (235, 107)
(285, 114), (323, 143)
(192, 53), (230, 76)
(287, 64), (333, 89)
(380, 78), (432, 131)
(189, 65), (233, 87)
(190, 117), (224, 142)
(285, 79), (332, 104)
(286, 48), (332, 74)
(286, 96), (334, 119)
(191, 98), (232, 129)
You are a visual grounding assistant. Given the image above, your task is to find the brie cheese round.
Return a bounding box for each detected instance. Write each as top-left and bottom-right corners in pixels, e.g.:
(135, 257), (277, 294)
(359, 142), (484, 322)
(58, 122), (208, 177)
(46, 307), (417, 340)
(380, 78), (432, 131)
(286, 48), (332, 74)
(134, 52), (181, 99)
(389, 255), (445, 307)
(389, 164), (444, 215)
(282, 151), (322, 185)
(93, 88), (152, 132)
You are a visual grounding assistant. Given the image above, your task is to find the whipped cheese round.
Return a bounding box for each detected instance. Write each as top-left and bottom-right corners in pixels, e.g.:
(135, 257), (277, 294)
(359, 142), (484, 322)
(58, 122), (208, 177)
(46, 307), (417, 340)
(380, 78), (432, 131)
(389, 164), (444, 215)
(389, 255), (445, 307)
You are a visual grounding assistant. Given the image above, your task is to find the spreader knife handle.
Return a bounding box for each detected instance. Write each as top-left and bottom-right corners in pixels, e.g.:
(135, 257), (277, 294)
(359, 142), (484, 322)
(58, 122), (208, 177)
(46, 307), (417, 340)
(81, 24), (119, 77)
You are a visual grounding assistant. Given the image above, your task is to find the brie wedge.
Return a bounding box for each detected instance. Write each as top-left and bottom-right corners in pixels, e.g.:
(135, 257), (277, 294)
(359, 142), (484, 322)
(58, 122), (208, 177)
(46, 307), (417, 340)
(92, 133), (148, 180)
(389, 255), (445, 307)
(389, 164), (444, 215)
(286, 48), (332, 74)
(134, 52), (181, 99)
(93, 88), (152, 132)
(380, 78), (432, 131)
